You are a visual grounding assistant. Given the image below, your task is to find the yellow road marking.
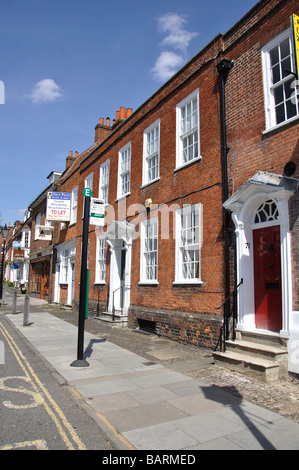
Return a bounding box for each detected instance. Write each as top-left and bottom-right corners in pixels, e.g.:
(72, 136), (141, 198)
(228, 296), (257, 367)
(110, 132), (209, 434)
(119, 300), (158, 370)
(96, 411), (136, 450)
(0, 376), (44, 409)
(0, 322), (87, 450)
(0, 440), (48, 450)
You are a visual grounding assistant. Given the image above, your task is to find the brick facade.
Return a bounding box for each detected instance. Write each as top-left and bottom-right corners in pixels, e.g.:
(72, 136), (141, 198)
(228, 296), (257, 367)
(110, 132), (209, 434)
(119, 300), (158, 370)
(24, 1), (299, 365)
(223, 0), (299, 315)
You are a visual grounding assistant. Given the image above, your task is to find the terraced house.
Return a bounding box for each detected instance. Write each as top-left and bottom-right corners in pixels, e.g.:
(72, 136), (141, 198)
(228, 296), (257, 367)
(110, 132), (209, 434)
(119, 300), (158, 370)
(24, 0), (299, 379)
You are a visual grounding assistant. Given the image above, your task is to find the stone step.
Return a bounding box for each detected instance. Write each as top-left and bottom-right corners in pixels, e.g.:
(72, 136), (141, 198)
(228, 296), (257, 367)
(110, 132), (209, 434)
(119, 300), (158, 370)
(225, 339), (288, 361)
(236, 329), (288, 348)
(213, 350), (280, 383)
(94, 312), (128, 327)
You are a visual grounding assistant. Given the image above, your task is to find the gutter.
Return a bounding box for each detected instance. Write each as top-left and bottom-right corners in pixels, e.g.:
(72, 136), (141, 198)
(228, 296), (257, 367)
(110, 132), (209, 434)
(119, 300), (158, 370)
(217, 58), (234, 340)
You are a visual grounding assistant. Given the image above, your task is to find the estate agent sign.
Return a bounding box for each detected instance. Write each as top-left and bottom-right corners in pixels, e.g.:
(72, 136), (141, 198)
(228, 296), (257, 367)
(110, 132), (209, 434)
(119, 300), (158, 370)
(46, 192), (71, 221)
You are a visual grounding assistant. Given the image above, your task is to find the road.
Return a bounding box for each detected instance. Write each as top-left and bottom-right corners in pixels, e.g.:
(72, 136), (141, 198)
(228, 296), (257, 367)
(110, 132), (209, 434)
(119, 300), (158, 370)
(0, 312), (113, 450)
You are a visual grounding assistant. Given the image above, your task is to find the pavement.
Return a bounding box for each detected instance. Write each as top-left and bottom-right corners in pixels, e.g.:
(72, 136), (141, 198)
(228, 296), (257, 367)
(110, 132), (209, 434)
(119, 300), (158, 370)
(1, 291), (299, 451)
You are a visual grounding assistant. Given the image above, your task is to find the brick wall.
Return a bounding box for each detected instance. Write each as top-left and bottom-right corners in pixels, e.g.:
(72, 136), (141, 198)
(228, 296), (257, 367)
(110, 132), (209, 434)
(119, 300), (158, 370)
(128, 306), (222, 349)
(223, 0), (299, 313)
(59, 0), (299, 348)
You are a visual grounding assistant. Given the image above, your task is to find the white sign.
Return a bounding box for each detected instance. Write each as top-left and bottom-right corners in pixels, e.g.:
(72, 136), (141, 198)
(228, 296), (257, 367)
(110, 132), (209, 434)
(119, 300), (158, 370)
(90, 198), (105, 226)
(46, 192), (71, 221)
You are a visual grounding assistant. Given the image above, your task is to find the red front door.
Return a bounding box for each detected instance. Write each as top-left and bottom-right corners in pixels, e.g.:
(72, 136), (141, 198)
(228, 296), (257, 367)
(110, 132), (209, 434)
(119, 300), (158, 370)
(253, 225), (282, 331)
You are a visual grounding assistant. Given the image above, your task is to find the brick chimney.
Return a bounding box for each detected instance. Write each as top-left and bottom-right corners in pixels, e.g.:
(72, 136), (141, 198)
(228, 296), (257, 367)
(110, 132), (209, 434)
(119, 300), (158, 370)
(112, 107), (133, 129)
(65, 151), (75, 169)
(95, 117), (112, 144)
(95, 108), (133, 141)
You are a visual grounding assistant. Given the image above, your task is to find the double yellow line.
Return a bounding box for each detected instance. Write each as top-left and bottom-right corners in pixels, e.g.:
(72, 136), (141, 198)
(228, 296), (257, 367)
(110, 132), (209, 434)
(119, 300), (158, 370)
(0, 320), (87, 450)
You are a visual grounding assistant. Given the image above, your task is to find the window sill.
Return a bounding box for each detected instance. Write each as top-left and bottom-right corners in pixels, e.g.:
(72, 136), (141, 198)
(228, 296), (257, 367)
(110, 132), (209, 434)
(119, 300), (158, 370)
(173, 280), (203, 286)
(263, 114), (299, 135)
(140, 177), (160, 189)
(115, 192), (131, 202)
(138, 280), (159, 286)
(174, 155), (202, 173)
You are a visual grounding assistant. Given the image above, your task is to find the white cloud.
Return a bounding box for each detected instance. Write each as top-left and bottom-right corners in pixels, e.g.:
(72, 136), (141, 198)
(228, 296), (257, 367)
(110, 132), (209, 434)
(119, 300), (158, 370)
(152, 13), (198, 82)
(158, 13), (198, 53)
(30, 79), (63, 104)
(151, 51), (185, 82)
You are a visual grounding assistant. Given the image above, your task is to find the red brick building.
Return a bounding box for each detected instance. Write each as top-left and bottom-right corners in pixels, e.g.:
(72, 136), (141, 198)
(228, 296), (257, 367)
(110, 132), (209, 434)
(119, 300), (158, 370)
(27, 171), (62, 301)
(24, 0), (299, 377)
(53, 29), (226, 349)
(221, 0), (299, 375)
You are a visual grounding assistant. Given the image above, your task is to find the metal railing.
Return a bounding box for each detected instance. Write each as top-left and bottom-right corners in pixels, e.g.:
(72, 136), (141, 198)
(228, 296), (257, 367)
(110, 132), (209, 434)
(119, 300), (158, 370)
(112, 285), (131, 321)
(216, 278), (243, 352)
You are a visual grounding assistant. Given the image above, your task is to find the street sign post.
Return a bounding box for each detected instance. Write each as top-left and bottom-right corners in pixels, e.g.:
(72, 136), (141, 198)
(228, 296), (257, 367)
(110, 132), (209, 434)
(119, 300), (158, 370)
(70, 189), (92, 367)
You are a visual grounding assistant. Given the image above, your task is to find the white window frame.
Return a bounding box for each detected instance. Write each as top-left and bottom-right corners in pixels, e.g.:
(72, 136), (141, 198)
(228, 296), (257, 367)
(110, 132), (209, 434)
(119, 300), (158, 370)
(174, 203), (202, 284)
(85, 172), (93, 192)
(60, 249), (69, 284)
(117, 142), (131, 199)
(35, 212), (41, 239)
(142, 120), (160, 187)
(70, 186), (78, 225)
(99, 159), (110, 205)
(56, 242), (76, 304)
(140, 217), (158, 284)
(176, 89), (200, 170)
(95, 237), (106, 284)
(23, 230), (30, 248)
(262, 27), (299, 132)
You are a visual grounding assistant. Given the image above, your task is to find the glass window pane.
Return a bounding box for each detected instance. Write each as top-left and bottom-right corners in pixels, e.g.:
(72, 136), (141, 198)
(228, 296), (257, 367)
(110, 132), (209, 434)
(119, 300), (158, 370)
(280, 38), (290, 60)
(270, 46), (279, 66)
(275, 103), (285, 124)
(274, 85), (283, 105)
(285, 79), (294, 99)
(272, 64), (280, 84)
(286, 99), (297, 119)
(281, 57), (291, 78)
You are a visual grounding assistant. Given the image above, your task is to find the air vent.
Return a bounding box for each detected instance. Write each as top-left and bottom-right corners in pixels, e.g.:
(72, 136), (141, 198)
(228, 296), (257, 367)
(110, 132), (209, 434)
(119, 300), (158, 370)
(137, 318), (156, 334)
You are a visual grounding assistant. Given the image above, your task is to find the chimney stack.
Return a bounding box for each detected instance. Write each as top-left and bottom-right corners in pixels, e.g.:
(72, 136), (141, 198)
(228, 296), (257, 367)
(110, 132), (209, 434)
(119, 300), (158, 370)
(112, 107), (133, 129)
(95, 108), (133, 140)
(95, 117), (112, 144)
(66, 150), (75, 169)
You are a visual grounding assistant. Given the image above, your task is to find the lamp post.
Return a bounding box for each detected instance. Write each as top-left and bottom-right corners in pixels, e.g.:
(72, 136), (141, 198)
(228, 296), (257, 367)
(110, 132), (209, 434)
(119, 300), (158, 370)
(0, 224), (9, 302)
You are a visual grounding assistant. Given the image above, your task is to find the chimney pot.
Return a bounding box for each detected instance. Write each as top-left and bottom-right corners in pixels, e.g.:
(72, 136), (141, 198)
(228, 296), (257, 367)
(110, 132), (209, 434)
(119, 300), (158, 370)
(99, 117), (104, 125)
(106, 117), (110, 126)
(75, 151), (79, 158)
(119, 107), (126, 119)
(116, 110), (120, 120)
(126, 108), (133, 118)
(69, 151), (73, 157)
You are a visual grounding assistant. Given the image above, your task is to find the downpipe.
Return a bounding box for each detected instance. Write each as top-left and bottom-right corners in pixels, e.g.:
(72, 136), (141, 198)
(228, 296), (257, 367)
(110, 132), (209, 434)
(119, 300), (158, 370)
(217, 58), (234, 341)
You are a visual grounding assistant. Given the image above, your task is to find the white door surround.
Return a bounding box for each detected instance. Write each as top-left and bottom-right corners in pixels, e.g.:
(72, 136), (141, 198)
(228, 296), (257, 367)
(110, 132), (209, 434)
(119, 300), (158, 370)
(223, 172), (298, 336)
(104, 220), (135, 316)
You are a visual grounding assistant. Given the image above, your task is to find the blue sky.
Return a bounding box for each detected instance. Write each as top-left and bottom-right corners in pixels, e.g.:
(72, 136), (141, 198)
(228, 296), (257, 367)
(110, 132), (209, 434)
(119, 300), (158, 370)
(0, 0), (258, 226)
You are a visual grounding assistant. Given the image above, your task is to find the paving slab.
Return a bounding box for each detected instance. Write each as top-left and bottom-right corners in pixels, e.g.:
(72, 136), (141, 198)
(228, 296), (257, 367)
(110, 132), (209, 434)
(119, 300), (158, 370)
(3, 298), (299, 451)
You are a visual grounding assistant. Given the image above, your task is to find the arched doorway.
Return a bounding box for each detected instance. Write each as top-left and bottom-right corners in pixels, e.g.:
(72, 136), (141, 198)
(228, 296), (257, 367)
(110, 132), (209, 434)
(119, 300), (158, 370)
(223, 172), (296, 336)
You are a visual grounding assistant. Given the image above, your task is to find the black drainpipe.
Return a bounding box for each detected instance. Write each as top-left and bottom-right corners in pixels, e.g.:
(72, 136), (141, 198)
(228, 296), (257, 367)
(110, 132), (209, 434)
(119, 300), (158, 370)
(217, 58), (234, 341)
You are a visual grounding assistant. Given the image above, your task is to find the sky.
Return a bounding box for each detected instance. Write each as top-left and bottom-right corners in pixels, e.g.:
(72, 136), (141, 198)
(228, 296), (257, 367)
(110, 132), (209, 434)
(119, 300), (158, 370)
(0, 0), (258, 227)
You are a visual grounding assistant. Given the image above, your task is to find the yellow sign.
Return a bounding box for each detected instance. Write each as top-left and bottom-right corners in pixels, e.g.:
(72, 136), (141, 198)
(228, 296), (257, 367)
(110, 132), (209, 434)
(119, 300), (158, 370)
(292, 14), (299, 78)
